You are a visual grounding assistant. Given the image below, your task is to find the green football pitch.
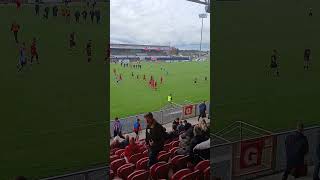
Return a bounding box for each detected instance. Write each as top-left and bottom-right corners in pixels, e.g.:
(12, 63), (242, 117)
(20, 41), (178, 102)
(0, 3), (108, 179)
(213, 0), (320, 133)
(110, 61), (210, 119)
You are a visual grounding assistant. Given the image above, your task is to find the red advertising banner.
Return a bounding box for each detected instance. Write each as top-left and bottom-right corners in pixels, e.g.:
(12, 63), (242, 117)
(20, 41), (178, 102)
(240, 138), (264, 169)
(184, 105), (193, 116)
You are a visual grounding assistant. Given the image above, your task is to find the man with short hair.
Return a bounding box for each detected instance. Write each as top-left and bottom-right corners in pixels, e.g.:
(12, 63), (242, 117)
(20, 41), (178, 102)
(184, 120), (192, 131)
(177, 120), (185, 133)
(282, 122), (309, 180)
(173, 117), (179, 127)
(168, 124), (179, 139)
(145, 112), (166, 167)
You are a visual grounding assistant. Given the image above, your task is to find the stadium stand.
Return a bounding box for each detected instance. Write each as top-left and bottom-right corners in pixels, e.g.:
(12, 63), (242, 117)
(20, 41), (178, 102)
(110, 43), (192, 62)
(212, 122), (320, 180)
(109, 113), (210, 180)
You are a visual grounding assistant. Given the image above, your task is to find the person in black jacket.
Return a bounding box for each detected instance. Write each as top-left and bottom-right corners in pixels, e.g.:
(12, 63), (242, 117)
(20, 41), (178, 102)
(172, 117), (179, 127)
(313, 132), (320, 180)
(198, 101), (207, 121)
(167, 124), (179, 140)
(145, 112), (166, 167)
(183, 120), (192, 131)
(283, 122), (309, 180)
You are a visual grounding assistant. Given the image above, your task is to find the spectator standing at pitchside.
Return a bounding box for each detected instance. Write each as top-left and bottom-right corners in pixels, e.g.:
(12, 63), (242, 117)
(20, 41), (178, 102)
(282, 122), (309, 180)
(198, 101), (207, 121)
(113, 117), (124, 138)
(145, 112), (166, 167)
(133, 117), (141, 140)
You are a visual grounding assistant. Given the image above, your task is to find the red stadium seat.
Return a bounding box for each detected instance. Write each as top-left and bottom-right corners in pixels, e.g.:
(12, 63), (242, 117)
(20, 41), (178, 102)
(142, 149), (149, 157)
(130, 170), (149, 180)
(170, 147), (179, 157)
(150, 161), (167, 180)
(173, 137), (179, 141)
(110, 154), (120, 163)
(110, 158), (126, 176)
(109, 169), (114, 180)
(171, 169), (192, 180)
(194, 160), (210, 180)
(164, 143), (171, 152)
(128, 170), (146, 180)
(171, 155), (189, 172)
(129, 153), (143, 164)
(118, 163), (136, 180)
(115, 149), (125, 156)
(171, 141), (179, 148)
(120, 152), (125, 158)
(155, 162), (171, 179)
(111, 148), (120, 155)
(194, 160), (210, 171)
(139, 146), (147, 153)
(159, 150), (167, 156)
(203, 167), (210, 180)
(180, 169), (200, 180)
(136, 157), (149, 170)
(158, 151), (171, 162)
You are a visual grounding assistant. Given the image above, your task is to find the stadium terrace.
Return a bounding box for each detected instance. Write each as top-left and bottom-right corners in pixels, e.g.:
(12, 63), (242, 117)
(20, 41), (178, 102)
(110, 43), (191, 62)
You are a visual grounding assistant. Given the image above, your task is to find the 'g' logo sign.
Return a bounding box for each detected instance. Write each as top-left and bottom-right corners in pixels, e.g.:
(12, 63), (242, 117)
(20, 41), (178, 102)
(184, 105), (193, 115)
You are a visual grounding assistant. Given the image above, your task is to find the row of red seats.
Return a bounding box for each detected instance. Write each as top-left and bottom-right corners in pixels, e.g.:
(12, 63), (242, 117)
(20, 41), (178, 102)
(110, 140), (181, 164)
(110, 159), (210, 180)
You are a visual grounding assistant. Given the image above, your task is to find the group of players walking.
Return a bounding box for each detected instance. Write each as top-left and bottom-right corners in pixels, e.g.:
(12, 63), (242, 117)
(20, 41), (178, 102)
(269, 8), (313, 77)
(269, 49), (312, 77)
(12, 0), (105, 72)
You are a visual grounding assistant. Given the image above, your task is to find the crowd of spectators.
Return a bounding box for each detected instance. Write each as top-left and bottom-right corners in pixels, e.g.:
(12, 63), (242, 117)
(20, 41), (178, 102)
(110, 111), (210, 169)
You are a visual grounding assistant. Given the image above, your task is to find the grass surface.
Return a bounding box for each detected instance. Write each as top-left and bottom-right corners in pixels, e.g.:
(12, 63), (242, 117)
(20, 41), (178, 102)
(110, 61), (210, 119)
(213, 0), (320, 133)
(0, 3), (108, 179)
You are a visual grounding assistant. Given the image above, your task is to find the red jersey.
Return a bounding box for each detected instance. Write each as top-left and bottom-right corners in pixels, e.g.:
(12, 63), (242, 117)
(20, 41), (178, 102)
(16, 0), (21, 7)
(31, 43), (37, 54)
(11, 24), (20, 32)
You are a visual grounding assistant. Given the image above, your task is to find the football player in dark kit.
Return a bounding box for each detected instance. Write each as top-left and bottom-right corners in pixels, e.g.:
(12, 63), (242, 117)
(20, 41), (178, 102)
(95, 9), (101, 24)
(82, 9), (88, 22)
(304, 49), (311, 70)
(52, 5), (58, 17)
(35, 0), (40, 16)
(270, 49), (280, 76)
(90, 9), (95, 23)
(74, 10), (80, 23)
(43, 6), (49, 19)
(309, 8), (313, 16)
(86, 40), (92, 63)
(69, 32), (76, 48)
